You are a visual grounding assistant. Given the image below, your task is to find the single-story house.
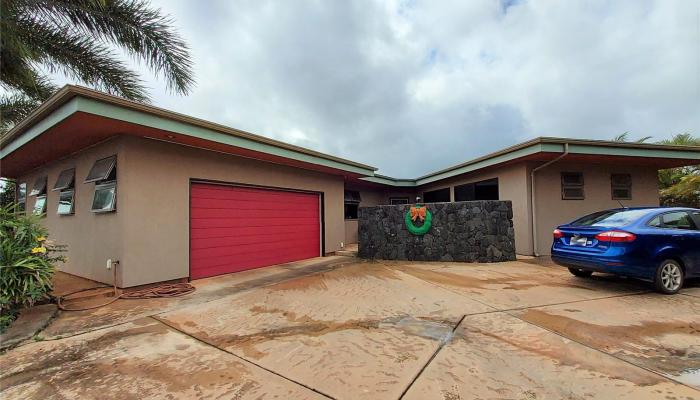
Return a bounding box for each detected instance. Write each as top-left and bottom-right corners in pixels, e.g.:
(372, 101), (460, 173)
(2, 86), (698, 287)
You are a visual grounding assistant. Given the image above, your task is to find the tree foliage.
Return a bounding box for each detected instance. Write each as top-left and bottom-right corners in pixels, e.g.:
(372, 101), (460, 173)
(1, 0), (194, 131)
(657, 133), (700, 208)
(0, 204), (66, 332)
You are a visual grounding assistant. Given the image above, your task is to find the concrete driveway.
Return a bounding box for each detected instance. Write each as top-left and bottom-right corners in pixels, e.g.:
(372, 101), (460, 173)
(1, 257), (698, 399)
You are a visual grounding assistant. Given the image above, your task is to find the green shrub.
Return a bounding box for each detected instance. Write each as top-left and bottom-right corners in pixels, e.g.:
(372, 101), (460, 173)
(0, 204), (65, 331)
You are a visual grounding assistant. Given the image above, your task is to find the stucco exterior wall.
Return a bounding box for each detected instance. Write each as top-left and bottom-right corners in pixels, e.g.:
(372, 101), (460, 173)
(16, 137), (127, 285)
(343, 189), (384, 244)
(120, 136), (346, 287)
(418, 163), (533, 255)
(533, 162), (660, 256)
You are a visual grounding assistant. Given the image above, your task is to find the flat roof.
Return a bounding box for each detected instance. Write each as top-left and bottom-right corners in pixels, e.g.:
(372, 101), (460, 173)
(2, 86), (699, 185)
(0, 85), (377, 176)
(364, 137), (700, 186)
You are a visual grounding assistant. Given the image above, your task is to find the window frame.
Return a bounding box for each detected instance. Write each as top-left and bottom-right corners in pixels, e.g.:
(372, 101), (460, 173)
(29, 176), (47, 197)
(57, 189), (75, 215)
(344, 203), (359, 220)
(84, 155), (117, 183)
(53, 168), (75, 191)
(17, 182), (27, 213)
(389, 197), (410, 205)
(561, 172), (585, 200)
(646, 211), (698, 231)
(33, 195), (47, 216)
(91, 182), (117, 213)
(611, 173), (632, 200)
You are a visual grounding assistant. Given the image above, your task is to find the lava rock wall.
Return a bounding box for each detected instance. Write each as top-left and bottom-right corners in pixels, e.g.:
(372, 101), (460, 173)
(358, 201), (516, 262)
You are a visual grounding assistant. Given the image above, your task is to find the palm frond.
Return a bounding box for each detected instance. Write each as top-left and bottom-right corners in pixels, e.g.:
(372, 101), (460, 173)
(14, 16), (149, 102)
(21, 0), (194, 95)
(612, 132), (629, 142)
(0, 93), (41, 131)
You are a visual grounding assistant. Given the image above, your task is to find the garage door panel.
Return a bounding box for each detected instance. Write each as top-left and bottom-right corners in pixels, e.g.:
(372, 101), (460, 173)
(191, 231), (320, 252)
(190, 197), (319, 211)
(191, 224), (319, 240)
(191, 207), (319, 221)
(191, 241), (321, 267)
(192, 186), (318, 202)
(190, 183), (321, 279)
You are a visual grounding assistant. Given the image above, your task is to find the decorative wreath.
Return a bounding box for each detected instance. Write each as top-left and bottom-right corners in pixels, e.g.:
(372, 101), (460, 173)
(405, 205), (432, 235)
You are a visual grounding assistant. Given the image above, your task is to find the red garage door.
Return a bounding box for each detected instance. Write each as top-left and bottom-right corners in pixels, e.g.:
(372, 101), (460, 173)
(190, 183), (321, 279)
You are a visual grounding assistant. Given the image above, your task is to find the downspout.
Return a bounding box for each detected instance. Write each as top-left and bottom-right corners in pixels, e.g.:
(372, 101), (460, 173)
(530, 143), (569, 256)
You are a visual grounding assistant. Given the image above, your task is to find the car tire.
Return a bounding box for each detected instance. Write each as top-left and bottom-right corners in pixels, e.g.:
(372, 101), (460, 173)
(654, 259), (684, 295)
(568, 268), (593, 278)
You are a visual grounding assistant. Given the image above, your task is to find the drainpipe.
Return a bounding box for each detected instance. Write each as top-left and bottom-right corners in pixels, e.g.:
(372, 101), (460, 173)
(530, 143), (569, 256)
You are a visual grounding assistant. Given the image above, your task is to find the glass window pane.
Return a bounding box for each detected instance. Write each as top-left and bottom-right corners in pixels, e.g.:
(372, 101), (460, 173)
(344, 204), (358, 219)
(571, 209), (650, 227)
(91, 184), (116, 212)
(661, 212), (696, 230)
(18, 183), (26, 201)
(53, 168), (75, 191)
(423, 188), (450, 203)
(29, 176), (47, 196)
(344, 190), (361, 204)
(389, 197), (409, 205)
(57, 190), (75, 215)
(85, 155), (117, 183)
(33, 195), (47, 215)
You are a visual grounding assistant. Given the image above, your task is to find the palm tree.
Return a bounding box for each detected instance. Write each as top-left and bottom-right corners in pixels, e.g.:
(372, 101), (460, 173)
(0, 0), (194, 131)
(612, 132), (652, 143)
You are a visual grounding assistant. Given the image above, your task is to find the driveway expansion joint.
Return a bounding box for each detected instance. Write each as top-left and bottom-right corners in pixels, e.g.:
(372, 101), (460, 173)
(150, 315), (338, 400)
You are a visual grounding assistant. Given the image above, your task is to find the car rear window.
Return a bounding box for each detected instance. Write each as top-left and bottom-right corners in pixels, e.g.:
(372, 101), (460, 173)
(570, 209), (651, 227)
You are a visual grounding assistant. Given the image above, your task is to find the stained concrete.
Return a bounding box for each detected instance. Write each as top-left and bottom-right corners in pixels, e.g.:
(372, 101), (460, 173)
(403, 312), (700, 399)
(2, 258), (698, 399)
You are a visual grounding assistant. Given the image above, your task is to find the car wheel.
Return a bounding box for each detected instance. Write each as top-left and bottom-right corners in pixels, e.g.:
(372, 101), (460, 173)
(654, 259), (684, 294)
(568, 267), (593, 278)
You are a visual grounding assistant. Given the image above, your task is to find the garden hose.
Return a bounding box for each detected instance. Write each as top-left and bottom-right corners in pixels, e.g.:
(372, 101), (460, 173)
(57, 283), (195, 311)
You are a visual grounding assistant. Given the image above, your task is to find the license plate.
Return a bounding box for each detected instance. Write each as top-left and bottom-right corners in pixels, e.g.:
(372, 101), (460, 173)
(570, 235), (588, 246)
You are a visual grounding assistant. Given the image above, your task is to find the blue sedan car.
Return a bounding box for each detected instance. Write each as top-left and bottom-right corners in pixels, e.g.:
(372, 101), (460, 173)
(551, 207), (700, 294)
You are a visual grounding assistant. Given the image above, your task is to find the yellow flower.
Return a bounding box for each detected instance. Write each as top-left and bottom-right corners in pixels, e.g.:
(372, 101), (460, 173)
(36, 236), (46, 242)
(31, 247), (47, 254)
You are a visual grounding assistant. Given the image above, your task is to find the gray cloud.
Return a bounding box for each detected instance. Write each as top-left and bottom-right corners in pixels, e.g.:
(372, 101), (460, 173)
(134, 0), (698, 176)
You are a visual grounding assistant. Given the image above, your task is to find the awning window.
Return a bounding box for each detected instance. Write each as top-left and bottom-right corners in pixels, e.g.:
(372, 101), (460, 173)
(85, 155), (117, 183)
(53, 168), (75, 191)
(344, 190), (361, 204)
(29, 176), (47, 196)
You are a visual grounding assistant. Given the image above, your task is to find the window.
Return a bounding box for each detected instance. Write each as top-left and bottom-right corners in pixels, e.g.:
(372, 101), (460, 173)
(29, 176), (47, 216)
(54, 168), (76, 215)
(91, 183), (116, 213)
(454, 178), (499, 201)
(389, 197), (409, 205)
(344, 190), (361, 220)
(423, 188), (450, 203)
(611, 174), (632, 200)
(33, 195), (47, 215)
(53, 168), (75, 191)
(571, 209), (651, 227)
(561, 172), (584, 200)
(344, 204), (358, 219)
(17, 183), (26, 213)
(85, 155), (116, 183)
(57, 190), (75, 215)
(648, 212), (697, 230)
(29, 176), (47, 197)
(87, 155), (117, 213)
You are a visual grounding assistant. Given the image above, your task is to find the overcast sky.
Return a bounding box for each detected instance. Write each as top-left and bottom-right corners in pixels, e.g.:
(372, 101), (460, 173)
(107, 1), (700, 176)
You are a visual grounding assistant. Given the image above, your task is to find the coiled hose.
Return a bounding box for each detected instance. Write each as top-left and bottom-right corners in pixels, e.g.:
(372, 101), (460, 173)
(57, 282), (196, 311)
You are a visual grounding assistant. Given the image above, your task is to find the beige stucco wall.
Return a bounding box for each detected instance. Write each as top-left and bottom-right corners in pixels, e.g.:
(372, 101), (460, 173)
(419, 163), (533, 255)
(533, 162), (660, 256)
(119, 136), (346, 287)
(343, 189), (384, 244)
(17, 137), (127, 285)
